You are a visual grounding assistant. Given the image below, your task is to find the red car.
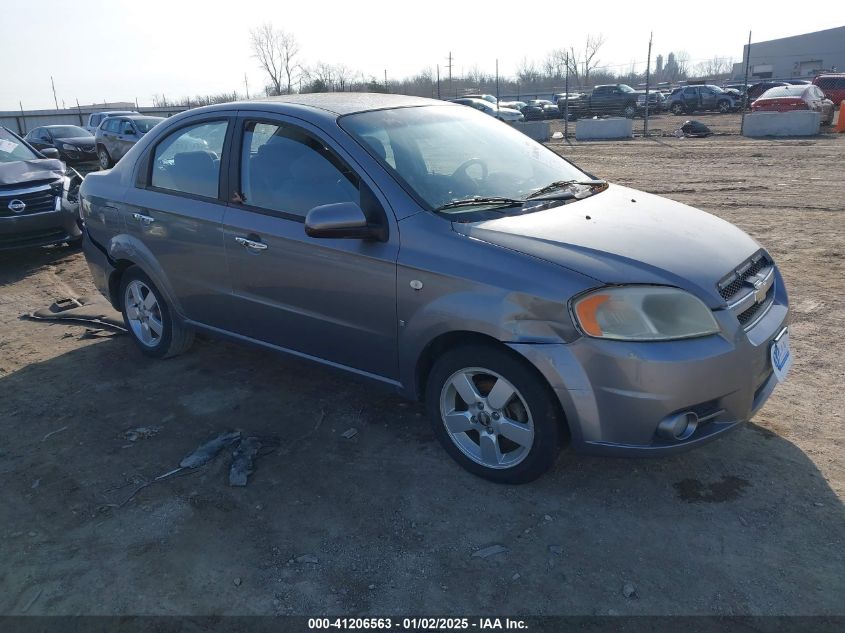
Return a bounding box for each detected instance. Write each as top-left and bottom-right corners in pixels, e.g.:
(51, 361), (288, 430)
(751, 84), (835, 125)
(813, 74), (845, 108)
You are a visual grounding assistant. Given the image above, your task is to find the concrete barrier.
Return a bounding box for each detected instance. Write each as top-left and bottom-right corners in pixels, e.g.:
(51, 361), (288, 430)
(575, 117), (633, 140)
(742, 111), (820, 137)
(511, 120), (551, 142)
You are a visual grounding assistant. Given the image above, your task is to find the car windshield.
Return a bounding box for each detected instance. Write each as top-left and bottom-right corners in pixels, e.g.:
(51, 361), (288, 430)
(48, 125), (90, 138)
(132, 118), (163, 133)
(762, 86), (804, 98)
(340, 105), (592, 214)
(0, 128), (39, 163)
(707, 86), (725, 94)
(619, 85), (635, 93)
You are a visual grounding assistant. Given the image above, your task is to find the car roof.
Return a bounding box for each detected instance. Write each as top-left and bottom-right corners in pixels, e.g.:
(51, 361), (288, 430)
(124, 115), (164, 121)
(246, 93), (441, 115)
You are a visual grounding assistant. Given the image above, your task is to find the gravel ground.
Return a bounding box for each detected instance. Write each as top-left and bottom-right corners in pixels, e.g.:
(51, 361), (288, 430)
(0, 132), (843, 617)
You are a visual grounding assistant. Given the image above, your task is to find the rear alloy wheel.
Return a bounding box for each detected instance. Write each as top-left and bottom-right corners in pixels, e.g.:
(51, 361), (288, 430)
(98, 147), (113, 169)
(623, 103), (637, 118)
(426, 344), (563, 484)
(670, 102), (685, 115)
(119, 267), (194, 358)
(718, 100), (732, 114)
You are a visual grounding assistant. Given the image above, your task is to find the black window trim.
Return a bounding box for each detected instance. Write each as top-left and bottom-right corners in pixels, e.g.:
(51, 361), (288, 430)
(137, 114), (236, 204)
(227, 113), (364, 225)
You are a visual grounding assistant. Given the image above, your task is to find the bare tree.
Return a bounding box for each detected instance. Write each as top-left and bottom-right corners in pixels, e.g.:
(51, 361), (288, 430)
(694, 55), (734, 78)
(516, 57), (541, 84)
(582, 33), (606, 87)
(543, 49), (568, 80)
(250, 23), (301, 95)
(675, 50), (691, 79)
(334, 64), (355, 91)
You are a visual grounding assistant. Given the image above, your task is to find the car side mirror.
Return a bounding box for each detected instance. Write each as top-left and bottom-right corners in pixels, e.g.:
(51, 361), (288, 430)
(40, 148), (60, 159)
(305, 202), (385, 241)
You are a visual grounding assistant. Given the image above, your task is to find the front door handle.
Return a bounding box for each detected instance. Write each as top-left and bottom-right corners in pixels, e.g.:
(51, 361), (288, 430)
(234, 236), (268, 252)
(132, 212), (155, 225)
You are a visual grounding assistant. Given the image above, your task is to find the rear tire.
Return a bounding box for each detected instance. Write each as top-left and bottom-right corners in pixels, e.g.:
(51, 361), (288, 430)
(97, 146), (113, 169)
(425, 344), (564, 484)
(670, 103), (685, 115)
(119, 267), (194, 359)
(717, 100), (732, 114)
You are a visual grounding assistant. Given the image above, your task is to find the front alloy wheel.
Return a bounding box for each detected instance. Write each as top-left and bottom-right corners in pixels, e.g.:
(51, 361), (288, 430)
(426, 344), (564, 483)
(440, 368), (535, 470)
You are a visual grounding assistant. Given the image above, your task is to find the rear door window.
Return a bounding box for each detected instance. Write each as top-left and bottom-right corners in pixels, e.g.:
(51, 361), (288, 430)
(150, 120), (228, 199)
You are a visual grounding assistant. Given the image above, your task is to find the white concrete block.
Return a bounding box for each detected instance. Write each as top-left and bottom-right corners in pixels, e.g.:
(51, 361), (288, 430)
(575, 117), (633, 140)
(742, 111), (820, 137)
(511, 121), (551, 142)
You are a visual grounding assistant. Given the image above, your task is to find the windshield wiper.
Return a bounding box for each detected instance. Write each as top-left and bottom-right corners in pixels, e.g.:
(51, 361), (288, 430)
(525, 179), (607, 200)
(434, 196), (524, 211)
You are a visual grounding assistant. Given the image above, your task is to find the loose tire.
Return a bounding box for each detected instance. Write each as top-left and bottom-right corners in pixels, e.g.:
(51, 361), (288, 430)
(98, 146), (113, 169)
(425, 344), (564, 484)
(119, 267), (194, 359)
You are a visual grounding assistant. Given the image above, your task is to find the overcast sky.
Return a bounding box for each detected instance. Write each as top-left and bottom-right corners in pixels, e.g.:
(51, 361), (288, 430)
(1, 0), (839, 111)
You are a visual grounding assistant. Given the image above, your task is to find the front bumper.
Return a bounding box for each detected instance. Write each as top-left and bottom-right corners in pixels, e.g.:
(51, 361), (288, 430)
(509, 280), (789, 456)
(0, 199), (81, 251)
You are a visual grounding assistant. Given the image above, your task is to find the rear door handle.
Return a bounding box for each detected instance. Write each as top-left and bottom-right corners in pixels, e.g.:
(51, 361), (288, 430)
(132, 212), (155, 225)
(234, 236), (268, 251)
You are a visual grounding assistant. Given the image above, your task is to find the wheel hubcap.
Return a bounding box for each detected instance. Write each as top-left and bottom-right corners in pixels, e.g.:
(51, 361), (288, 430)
(124, 280), (163, 348)
(439, 368), (535, 470)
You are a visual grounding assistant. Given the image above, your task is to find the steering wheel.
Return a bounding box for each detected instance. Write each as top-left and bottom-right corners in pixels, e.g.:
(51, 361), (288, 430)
(451, 158), (488, 186)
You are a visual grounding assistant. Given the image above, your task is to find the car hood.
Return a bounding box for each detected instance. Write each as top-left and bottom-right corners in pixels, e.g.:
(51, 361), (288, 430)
(0, 158), (65, 186)
(452, 184), (760, 308)
(56, 136), (95, 146)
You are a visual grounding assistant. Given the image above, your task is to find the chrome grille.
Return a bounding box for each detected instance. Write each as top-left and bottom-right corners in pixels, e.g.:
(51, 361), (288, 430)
(719, 251), (776, 329)
(0, 185), (59, 218)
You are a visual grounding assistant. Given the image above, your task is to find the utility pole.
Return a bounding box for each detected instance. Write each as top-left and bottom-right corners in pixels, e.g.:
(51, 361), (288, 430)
(19, 101), (26, 134)
(495, 59), (500, 103)
(384, 69), (388, 92)
(644, 32), (653, 137)
(446, 52), (454, 97)
(51, 76), (59, 110)
(564, 52), (569, 140)
(437, 64), (441, 99)
(244, 73), (250, 99)
(740, 31), (752, 136)
(75, 98), (84, 126)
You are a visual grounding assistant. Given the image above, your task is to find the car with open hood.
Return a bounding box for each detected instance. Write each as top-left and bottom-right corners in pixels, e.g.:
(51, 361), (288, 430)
(78, 94), (790, 483)
(0, 126), (82, 250)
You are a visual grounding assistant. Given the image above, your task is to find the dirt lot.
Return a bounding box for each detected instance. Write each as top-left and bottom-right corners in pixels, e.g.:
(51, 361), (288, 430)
(1, 132), (844, 618)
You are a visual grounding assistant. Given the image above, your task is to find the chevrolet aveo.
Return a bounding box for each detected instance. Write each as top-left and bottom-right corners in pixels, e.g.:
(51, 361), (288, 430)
(79, 94), (791, 483)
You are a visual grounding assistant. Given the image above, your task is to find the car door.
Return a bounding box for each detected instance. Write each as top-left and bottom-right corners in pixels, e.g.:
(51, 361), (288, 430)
(700, 87), (717, 110)
(682, 87), (699, 111)
(123, 115), (235, 325)
(115, 119), (137, 160)
(220, 114), (399, 380)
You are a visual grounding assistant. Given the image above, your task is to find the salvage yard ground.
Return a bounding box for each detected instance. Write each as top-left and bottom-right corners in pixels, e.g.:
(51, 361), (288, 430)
(0, 132), (843, 616)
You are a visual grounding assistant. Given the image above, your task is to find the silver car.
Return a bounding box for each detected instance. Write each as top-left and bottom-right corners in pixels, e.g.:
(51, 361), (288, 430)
(95, 115), (164, 169)
(79, 94), (791, 483)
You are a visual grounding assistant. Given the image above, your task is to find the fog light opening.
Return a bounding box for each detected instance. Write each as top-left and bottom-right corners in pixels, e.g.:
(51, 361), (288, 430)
(657, 411), (699, 441)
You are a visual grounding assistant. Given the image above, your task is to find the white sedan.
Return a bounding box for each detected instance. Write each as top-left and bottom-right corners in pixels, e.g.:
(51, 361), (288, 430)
(449, 98), (524, 122)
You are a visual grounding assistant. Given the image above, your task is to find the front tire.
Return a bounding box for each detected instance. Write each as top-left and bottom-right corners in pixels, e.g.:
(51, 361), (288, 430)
(119, 267), (194, 358)
(425, 344), (564, 484)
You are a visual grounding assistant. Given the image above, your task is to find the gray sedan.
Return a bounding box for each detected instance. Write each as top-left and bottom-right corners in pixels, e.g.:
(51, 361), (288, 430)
(79, 94), (790, 483)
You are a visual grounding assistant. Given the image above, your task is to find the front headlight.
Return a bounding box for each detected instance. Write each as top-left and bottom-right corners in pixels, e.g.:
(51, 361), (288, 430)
(571, 286), (720, 341)
(61, 143), (77, 151)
